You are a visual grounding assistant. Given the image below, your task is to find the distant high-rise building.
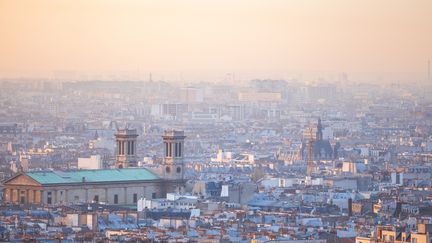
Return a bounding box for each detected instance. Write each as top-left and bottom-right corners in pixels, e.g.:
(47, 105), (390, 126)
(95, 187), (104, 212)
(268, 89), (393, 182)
(151, 103), (189, 120)
(238, 91), (282, 103)
(180, 86), (204, 103)
(115, 128), (138, 168)
(227, 105), (245, 121)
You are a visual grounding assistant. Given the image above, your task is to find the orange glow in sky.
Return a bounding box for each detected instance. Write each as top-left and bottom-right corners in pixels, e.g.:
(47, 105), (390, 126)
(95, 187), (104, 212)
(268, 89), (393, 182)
(0, 0), (431, 81)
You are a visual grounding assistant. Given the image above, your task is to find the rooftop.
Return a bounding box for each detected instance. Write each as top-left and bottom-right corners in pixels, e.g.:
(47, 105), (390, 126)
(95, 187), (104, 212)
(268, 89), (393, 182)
(26, 168), (160, 185)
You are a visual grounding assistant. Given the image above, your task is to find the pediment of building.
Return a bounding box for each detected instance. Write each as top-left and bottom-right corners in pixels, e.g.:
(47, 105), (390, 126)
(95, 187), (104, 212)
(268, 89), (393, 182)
(3, 173), (41, 187)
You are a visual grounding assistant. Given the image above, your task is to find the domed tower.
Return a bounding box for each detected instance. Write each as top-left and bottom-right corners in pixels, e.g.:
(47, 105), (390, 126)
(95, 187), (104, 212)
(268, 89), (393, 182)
(115, 128), (138, 168)
(162, 130), (186, 180)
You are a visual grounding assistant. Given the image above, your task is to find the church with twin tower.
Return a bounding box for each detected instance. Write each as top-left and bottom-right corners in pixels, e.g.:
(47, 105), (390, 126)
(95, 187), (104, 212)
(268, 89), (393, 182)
(2, 129), (186, 205)
(114, 128), (185, 182)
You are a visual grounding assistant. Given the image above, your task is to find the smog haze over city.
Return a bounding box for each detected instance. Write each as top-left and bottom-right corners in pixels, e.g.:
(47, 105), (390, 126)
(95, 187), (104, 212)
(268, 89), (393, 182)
(0, 1), (432, 242)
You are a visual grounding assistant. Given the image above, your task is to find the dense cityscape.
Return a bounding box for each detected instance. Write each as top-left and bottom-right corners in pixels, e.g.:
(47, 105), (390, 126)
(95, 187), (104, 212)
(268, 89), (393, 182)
(0, 78), (431, 242)
(2, 0), (432, 242)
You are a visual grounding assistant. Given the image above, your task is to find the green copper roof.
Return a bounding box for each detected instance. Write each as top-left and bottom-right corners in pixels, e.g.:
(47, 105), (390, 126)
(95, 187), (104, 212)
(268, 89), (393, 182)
(26, 168), (160, 185)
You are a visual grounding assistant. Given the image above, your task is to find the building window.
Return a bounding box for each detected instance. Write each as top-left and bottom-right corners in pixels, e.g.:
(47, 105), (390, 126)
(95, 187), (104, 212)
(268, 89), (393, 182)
(133, 193), (138, 203)
(152, 192), (156, 199)
(177, 167), (181, 173)
(93, 195), (99, 203)
(114, 194), (118, 204)
(47, 192), (52, 204)
(131, 141), (134, 155)
(178, 143), (182, 157)
(74, 196), (79, 202)
(166, 166), (171, 173)
(165, 142), (169, 157)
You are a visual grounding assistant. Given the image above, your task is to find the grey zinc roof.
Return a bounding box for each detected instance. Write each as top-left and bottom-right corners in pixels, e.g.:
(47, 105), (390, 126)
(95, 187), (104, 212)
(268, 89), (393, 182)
(26, 168), (160, 185)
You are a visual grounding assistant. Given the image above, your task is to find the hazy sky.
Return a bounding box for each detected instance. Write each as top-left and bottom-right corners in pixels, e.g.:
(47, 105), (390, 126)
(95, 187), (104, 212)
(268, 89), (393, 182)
(1, 0), (431, 81)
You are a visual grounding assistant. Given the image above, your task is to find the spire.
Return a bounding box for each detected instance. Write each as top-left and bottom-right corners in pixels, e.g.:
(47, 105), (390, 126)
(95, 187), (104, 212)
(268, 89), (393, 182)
(316, 118), (323, 141)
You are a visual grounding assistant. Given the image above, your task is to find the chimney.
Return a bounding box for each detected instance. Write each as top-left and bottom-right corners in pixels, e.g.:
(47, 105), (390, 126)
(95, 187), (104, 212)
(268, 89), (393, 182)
(377, 225), (382, 239)
(348, 198), (353, 217)
(394, 201), (402, 218)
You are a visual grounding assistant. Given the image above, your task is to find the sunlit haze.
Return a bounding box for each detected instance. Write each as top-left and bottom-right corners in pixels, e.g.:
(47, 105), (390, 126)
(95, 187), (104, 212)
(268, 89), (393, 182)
(1, 0), (431, 82)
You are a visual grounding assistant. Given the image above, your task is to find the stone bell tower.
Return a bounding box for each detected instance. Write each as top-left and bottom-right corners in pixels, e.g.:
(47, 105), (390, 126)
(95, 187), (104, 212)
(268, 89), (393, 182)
(115, 128), (138, 168)
(162, 130), (186, 180)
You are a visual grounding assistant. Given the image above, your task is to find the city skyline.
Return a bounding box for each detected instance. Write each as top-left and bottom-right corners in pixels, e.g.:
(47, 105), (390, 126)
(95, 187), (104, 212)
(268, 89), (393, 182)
(1, 1), (432, 242)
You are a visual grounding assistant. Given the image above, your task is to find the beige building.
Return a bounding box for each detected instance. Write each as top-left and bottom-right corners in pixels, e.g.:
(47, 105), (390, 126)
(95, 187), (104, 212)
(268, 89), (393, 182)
(355, 224), (432, 243)
(2, 129), (186, 205)
(2, 168), (174, 205)
(238, 91), (282, 103)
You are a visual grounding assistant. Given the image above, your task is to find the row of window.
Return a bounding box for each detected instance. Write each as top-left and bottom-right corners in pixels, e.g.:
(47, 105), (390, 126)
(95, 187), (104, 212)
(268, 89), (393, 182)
(112, 192), (157, 204)
(117, 141), (135, 155)
(46, 191), (157, 204)
(164, 142), (182, 158)
(165, 166), (182, 174)
(160, 202), (195, 207)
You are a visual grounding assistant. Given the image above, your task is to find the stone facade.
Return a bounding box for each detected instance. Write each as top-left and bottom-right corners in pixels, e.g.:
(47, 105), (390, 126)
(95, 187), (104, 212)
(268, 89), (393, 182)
(3, 173), (43, 204)
(162, 130), (186, 181)
(2, 173), (183, 205)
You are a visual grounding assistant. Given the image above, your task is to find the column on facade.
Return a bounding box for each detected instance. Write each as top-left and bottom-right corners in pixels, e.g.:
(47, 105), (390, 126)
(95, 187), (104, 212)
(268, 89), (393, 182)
(54, 190), (57, 204)
(33, 190), (37, 203)
(105, 188), (108, 203)
(124, 187), (127, 204)
(28, 189), (32, 203)
(4, 188), (10, 202)
(38, 190), (43, 204)
(5, 188), (9, 202)
(65, 189), (68, 204)
(13, 189), (18, 203)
